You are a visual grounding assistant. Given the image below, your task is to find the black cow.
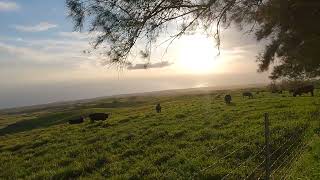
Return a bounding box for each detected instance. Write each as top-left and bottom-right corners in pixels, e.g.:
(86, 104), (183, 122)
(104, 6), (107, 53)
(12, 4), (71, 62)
(224, 94), (232, 104)
(156, 103), (162, 113)
(89, 113), (110, 121)
(69, 117), (84, 124)
(242, 92), (253, 98)
(293, 85), (314, 97)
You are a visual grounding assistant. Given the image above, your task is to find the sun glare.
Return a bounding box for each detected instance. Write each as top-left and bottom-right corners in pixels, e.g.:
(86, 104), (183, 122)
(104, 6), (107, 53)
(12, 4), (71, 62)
(176, 34), (220, 74)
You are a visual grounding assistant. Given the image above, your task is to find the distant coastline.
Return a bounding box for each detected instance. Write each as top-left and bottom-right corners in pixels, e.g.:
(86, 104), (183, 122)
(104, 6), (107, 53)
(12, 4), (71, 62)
(0, 83), (266, 113)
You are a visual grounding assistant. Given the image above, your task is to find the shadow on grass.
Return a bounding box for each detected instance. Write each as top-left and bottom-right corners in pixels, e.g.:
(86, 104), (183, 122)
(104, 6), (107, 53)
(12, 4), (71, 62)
(0, 112), (79, 136)
(226, 102), (236, 106)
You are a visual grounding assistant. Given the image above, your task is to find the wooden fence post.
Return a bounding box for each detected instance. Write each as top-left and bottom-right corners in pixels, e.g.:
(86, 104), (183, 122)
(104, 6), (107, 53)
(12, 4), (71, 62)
(264, 113), (271, 180)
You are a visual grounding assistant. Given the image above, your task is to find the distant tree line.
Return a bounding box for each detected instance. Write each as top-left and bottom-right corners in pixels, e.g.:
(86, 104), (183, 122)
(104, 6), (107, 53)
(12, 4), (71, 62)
(267, 79), (320, 92)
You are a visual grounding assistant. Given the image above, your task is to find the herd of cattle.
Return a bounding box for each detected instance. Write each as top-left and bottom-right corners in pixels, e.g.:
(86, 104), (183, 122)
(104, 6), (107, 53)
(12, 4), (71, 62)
(224, 84), (315, 104)
(69, 85), (316, 124)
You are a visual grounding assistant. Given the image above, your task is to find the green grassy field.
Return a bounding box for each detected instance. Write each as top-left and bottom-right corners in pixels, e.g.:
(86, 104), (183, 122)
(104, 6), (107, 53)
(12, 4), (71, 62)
(0, 89), (319, 179)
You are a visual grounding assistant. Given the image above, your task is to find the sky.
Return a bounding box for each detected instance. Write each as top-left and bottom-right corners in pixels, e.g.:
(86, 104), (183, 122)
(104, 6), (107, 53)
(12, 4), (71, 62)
(0, 0), (270, 109)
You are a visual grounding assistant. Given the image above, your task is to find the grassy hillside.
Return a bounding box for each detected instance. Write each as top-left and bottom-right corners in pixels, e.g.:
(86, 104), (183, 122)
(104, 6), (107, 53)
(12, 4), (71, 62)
(0, 89), (319, 179)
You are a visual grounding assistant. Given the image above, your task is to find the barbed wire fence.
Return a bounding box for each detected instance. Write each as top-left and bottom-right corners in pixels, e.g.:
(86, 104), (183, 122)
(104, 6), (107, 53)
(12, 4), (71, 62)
(159, 112), (309, 179)
(187, 112), (309, 179)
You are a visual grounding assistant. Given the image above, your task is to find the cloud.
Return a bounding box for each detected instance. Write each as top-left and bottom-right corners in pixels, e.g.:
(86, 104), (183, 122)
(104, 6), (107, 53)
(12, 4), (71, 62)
(58, 32), (89, 40)
(0, 1), (19, 11)
(127, 61), (173, 70)
(0, 40), (98, 84)
(14, 38), (89, 52)
(14, 22), (58, 32)
(0, 40), (90, 65)
(58, 31), (103, 40)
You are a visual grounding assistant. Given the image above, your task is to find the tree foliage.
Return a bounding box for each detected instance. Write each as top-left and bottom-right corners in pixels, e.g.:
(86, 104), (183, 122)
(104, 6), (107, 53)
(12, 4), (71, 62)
(66, 0), (320, 79)
(259, 0), (320, 80)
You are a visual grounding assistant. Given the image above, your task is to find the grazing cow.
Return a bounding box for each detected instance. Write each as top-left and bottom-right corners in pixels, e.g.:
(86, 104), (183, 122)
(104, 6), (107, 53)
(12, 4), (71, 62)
(242, 92), (253, 99)
(156, 103), (162, 113)
(293, 85), (314, 97)
(89, 113), (110, 121)
(272, 89), (283, 94)
(69, 117), (84, 124)
(224, 94), (232, 104)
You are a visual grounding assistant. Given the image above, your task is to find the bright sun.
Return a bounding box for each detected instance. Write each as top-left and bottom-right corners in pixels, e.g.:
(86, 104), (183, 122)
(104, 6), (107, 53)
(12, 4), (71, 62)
(176, 34), (220, 74)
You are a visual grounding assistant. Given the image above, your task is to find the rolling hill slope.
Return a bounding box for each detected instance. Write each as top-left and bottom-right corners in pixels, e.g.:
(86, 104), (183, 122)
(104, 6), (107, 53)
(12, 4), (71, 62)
(0, 89), (319, 179)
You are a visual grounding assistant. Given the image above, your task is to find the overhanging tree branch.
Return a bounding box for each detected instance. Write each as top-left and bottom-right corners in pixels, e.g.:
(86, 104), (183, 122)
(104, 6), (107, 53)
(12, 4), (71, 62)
(66, 0), (320, 80)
